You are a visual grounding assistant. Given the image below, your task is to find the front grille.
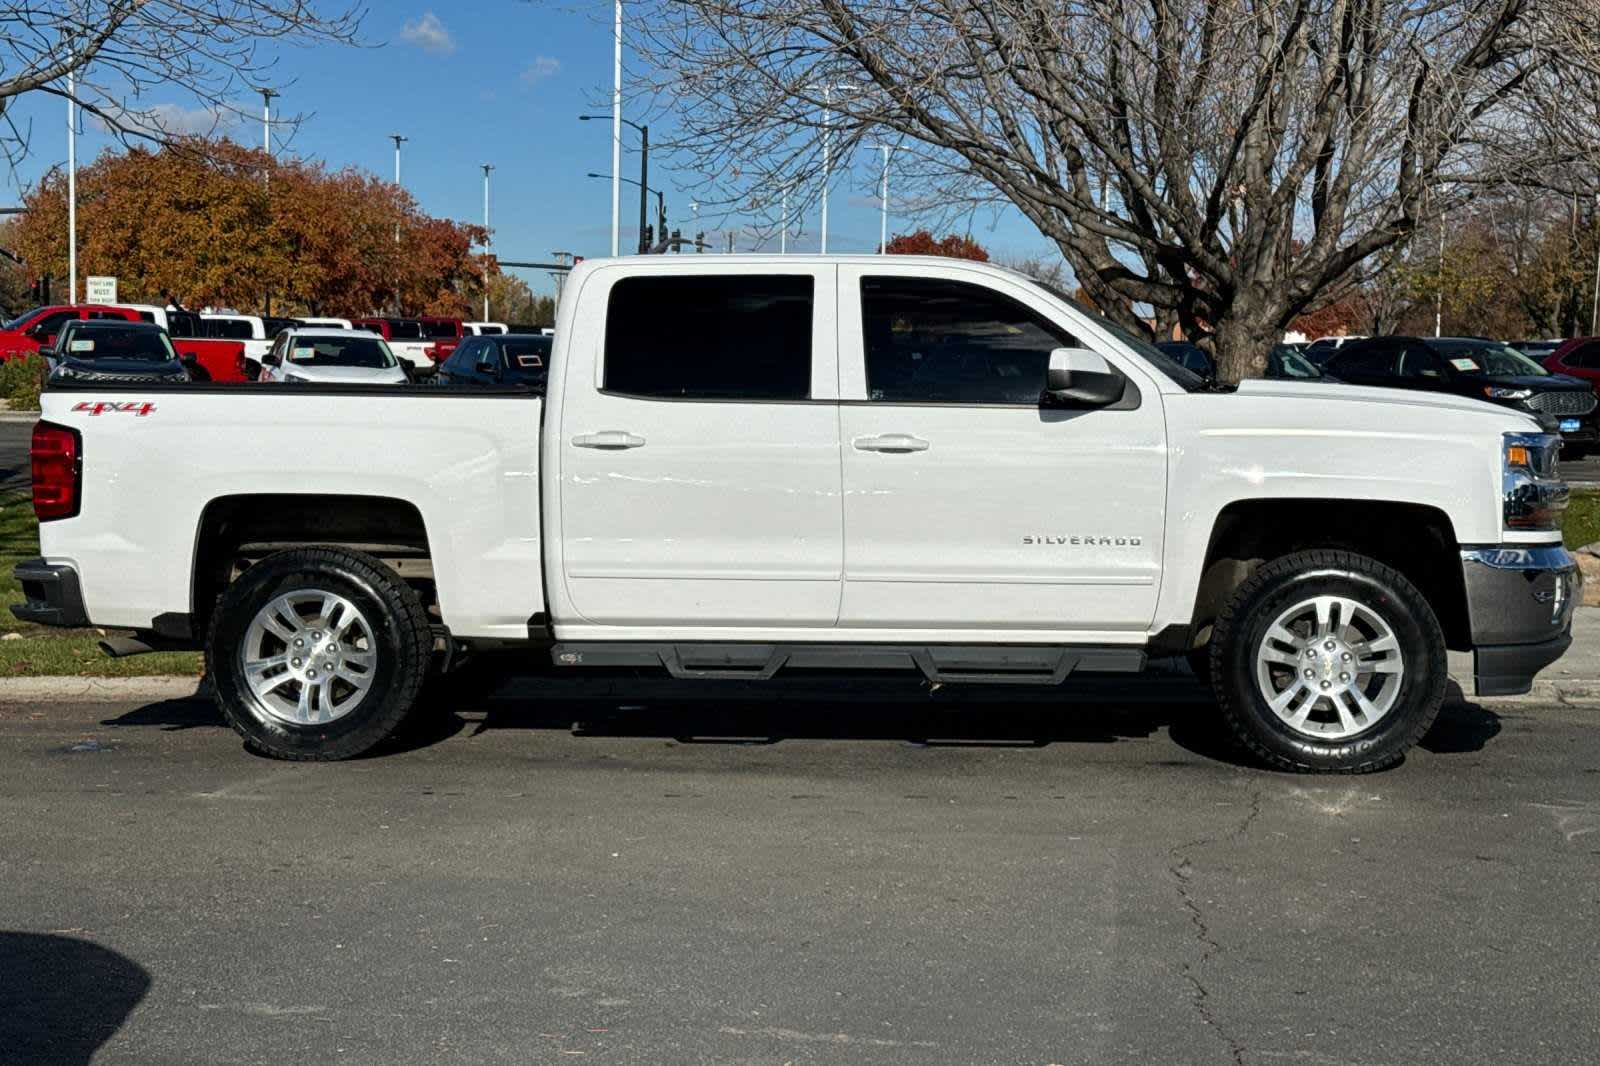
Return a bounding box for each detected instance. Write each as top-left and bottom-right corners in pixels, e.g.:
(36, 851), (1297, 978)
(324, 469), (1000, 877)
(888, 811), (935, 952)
(1525, 391), (1597, 416)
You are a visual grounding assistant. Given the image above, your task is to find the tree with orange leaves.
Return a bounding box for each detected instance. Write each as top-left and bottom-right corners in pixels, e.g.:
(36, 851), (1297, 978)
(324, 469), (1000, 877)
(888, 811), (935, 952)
(16, 139), (489, 317)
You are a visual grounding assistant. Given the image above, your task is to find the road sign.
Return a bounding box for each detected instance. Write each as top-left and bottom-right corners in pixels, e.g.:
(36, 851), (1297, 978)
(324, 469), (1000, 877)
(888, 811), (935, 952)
(85, 276), (116, 303)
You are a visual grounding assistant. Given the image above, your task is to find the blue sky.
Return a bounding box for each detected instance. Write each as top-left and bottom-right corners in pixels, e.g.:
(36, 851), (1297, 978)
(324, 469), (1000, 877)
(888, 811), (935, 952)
(1, 3), (1060, 298)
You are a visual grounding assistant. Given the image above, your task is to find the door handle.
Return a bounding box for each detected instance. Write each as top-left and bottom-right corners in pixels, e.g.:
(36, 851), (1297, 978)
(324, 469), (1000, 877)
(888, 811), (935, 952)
(853, 433), (930, 453)
(572, 430), (646, 450)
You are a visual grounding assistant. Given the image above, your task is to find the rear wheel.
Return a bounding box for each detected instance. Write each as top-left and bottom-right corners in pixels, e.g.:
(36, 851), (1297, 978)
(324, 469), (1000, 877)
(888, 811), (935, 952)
(206, 547), (432, 760)
(1208, 550), (1446, 773)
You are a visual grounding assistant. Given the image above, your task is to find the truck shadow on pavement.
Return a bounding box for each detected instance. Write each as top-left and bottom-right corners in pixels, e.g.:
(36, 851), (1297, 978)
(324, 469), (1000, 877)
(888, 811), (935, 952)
(0, 932), (150, 1066)
(100, 674), (1508, 769)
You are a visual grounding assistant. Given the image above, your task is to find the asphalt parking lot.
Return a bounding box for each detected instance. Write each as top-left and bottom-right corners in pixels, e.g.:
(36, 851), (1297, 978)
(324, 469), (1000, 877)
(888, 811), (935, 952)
(3, 680), (1597, 1066)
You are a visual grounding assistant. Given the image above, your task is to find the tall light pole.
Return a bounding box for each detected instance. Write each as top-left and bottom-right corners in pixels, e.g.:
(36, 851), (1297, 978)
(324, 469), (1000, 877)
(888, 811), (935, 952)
(390, 133), (407, 244)
(258, 87), (278, 155)
(66, 67), (77, 304)
(611, 0), (622, 257)
(780, 186), (789, 254)
(581, 115), (650, 253)
(817, 82), (861, 254)
(865, 144), (892, 252)
(482, 163), (494, 321)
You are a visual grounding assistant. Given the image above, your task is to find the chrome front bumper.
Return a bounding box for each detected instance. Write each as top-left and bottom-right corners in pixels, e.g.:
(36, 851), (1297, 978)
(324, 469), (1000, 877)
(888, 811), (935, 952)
(1460, 546), (1578, 696)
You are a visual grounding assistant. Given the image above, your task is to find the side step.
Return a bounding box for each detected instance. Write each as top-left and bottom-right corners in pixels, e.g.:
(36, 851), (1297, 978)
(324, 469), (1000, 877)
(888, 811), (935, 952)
(549, 642), (1145, 686)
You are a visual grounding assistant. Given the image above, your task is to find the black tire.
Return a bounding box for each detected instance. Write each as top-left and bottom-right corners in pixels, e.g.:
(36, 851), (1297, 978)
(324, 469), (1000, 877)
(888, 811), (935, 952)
(1208, 550), (1446, 773)
(205, 547), (432, 760)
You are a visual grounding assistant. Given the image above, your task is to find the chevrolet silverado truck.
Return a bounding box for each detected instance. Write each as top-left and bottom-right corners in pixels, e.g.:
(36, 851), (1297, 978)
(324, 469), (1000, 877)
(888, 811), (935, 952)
(11, 256), (1578, 771)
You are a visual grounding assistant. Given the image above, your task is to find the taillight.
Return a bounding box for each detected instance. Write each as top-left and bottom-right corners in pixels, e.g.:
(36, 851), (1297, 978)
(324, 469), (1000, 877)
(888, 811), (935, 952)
(31, 421), (81, 521)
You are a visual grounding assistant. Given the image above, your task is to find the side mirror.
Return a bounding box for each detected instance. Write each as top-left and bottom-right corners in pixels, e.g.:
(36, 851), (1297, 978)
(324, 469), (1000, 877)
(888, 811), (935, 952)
(476, 356), (501, 378)
(1044, 347), (1124, 407)
(36, 347), (54, 361)
(262, 353), (281, 367)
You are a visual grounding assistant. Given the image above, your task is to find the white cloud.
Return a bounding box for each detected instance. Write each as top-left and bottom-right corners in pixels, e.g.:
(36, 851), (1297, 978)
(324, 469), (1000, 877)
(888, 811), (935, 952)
(92, 101), (234, 137)
(520, 56), (561, 87)
(400, 12), (455, 55)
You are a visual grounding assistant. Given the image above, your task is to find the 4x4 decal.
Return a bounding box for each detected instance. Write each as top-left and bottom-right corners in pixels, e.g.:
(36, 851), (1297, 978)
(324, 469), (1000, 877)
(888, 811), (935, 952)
(72, 401), (156, 417)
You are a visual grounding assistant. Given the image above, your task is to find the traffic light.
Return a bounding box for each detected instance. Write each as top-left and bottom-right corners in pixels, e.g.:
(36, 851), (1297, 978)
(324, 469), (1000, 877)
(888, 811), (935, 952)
(28, 275), (50, 303)
(643, 224), (655, 251)
(695, 231), (704, 254)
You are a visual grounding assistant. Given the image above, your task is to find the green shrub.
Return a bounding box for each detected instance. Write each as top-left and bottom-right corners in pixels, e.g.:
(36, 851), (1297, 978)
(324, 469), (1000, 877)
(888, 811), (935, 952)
(0, 354), (44, 411)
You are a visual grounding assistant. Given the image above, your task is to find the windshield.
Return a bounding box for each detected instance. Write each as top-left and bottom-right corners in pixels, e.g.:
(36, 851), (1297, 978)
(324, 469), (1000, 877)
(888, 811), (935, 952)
(286, 335), (398, 368)
(1270, 345), (1323, 379)
(63, 327), (176, 362)
(1, 307), (44, 332)
(1026, 278), (1206, 390)
(1430, 340), (1548, 377)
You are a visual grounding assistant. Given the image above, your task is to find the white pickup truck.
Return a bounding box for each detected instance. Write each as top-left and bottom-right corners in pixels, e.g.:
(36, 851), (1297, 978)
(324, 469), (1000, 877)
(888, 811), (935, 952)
(13, 256), (1577, 771)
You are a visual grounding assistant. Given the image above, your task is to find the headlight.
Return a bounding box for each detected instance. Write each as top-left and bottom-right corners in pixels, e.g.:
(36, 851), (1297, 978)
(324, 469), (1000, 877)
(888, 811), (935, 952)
(1503, 432), (1567, 531)
(1485, 386), (1533, 400)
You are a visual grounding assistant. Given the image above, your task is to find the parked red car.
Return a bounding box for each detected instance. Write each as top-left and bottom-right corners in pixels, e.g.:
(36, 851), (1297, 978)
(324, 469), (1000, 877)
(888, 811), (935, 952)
(0, 305), (142, 361)
(420, 317), (465, 363)
(1543, 338), (1600, 383)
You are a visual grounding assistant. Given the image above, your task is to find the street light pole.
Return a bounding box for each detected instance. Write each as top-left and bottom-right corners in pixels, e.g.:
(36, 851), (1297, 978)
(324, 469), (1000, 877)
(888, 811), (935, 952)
(259, 88), (278, 155)
(390, 133), (407, 244)
(611, 0), (622, 257)
(866, 145), (892, 252)
(482, 163), (494, 321)
(820, 85), (832, 254)
(780, 186), (789, 254)
(66, 67), (76, 304)
(637, 124), (649, 254)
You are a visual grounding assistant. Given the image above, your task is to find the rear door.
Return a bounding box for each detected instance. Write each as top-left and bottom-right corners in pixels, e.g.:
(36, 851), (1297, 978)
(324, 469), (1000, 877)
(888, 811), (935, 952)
(557, 267), (842, 628)
(835, 264), (1167, 634)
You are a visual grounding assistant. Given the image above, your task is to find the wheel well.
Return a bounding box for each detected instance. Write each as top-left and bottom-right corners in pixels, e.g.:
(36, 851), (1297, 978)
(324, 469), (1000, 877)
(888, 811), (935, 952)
(1192, 499), (1470, 651)
(192, 494), (434, 633)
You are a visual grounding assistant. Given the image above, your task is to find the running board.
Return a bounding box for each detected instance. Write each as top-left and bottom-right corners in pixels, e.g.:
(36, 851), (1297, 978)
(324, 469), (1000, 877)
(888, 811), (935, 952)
(548, 642), (1146, 686)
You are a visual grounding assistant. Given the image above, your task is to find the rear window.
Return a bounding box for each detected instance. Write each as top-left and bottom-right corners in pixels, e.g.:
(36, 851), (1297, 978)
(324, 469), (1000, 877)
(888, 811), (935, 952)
(604, 275), (813, 400)
(387, 319), (423, 340)
(167, 311), (203, 338)
(205, 318), (255, 340)
(421, 320), (458, 338)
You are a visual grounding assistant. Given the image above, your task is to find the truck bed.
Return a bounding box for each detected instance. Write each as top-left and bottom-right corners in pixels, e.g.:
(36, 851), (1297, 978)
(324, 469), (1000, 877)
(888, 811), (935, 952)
(35, 382), (545, 641)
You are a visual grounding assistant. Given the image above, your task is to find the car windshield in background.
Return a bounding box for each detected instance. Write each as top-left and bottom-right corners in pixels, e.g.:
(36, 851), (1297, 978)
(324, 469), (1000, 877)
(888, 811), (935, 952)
(1429, 340), (1548, 377)
(387, 320), (424, 340)
(1, 308), (42, 331)
(1270, 345), (1323, 378)
(64, 328), (176, 362)
(421, 321), (457, 338)
(286, 336), (397, 368)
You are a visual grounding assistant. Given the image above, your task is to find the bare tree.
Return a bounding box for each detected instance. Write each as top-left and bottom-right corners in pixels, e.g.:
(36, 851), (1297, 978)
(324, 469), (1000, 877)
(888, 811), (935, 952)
(0, 1), (364, 161)
(626, 0), (1594, 379)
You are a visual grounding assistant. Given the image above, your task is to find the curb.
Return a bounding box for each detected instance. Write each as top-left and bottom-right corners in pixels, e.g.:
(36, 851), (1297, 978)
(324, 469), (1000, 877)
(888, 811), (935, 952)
(0, 672), (1594, 707)
(0, 676), (208, 702)
(0, 411), (39, 424)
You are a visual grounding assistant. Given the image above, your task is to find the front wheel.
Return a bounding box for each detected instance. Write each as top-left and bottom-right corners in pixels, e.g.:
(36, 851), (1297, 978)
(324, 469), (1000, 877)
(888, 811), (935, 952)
(206, 547), (433, 760)
(1207, 550), (1446, 773)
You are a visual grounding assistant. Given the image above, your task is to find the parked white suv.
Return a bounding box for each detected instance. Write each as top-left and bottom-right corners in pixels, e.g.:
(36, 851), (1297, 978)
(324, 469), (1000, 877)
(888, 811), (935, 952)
(13, 256), (1577, 770)
(258, 328), (409, 385)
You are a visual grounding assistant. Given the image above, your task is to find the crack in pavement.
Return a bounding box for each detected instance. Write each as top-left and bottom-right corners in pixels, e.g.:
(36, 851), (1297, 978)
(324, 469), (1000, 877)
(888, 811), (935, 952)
(1168, 785), (1262, 1066)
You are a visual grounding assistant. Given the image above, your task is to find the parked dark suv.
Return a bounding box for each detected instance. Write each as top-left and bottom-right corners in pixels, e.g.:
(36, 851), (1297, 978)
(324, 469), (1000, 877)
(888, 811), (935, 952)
(1326, 336), (1600, 454)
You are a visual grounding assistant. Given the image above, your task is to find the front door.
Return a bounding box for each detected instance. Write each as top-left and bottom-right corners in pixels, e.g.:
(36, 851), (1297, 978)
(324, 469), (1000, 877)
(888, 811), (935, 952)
(836, 266), (1167, 635)
(558, 267), (843, 628)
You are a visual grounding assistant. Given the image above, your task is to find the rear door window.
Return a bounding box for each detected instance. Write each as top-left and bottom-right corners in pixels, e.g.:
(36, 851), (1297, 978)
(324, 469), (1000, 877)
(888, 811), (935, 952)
(604, 275), (813, 400)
